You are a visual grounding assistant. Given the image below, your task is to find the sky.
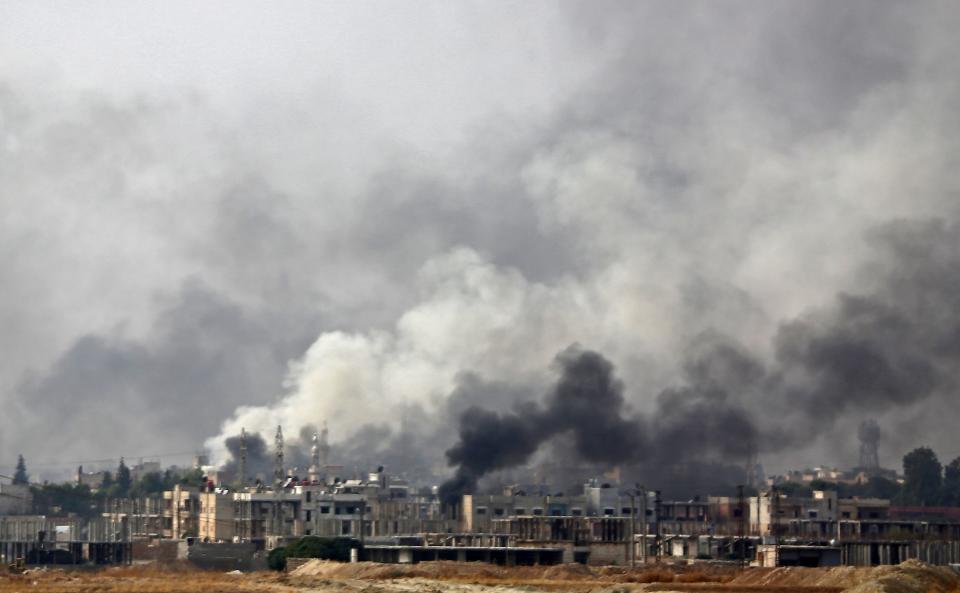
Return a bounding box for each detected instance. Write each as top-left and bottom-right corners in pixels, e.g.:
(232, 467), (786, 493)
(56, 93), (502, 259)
(1, 1), (959, 484)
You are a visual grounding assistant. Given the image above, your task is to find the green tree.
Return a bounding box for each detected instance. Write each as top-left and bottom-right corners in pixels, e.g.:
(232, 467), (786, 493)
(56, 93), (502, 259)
(116, 458), (132, 496)
(179, 467), (206, 488)
(285, 536), (353, 561)
(902, 447), (942, 506)
(941, 457), (960, 506)
(866, 476), (901, 500)
(130, 472), (168, 498)
(267, 547), (287, 571)
(30, 483), (100, 519)
(13, 455), (28, 485)
(99, 470), (114, 494)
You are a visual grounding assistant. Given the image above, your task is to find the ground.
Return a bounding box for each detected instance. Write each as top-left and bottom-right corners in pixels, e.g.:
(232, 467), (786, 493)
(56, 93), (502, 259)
(0, 559), (956, 593)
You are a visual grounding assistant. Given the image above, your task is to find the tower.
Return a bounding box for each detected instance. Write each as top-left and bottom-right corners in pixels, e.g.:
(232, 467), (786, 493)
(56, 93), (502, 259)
(238, 427), (247, 488)
(308, 432), (321, 483)
(319, 421), (330, 468)
(273, 425), (285, 537)
(858, 419), (881, 471)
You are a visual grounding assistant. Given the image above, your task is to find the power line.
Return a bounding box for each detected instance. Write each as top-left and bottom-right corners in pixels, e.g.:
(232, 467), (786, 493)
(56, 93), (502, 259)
(0, 451), (199, 469)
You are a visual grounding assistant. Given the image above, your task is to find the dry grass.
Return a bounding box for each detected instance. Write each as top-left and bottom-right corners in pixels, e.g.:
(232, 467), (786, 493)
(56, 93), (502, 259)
(2, 559), (956, 593)
(0, 565), (282, 593)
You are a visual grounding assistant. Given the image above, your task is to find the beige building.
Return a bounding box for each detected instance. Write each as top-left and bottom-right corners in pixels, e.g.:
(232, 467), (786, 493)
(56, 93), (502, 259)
(198, 491), (234, 542)
(163, 485), (199, 539)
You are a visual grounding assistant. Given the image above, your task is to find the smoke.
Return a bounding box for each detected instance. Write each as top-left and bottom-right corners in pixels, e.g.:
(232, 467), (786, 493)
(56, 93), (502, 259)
(439, 344), (758, 503)
(439, 347), (643, 504)
(220, 432), (271, 483)
(3, 3), (960, 481)
(441, 218), (960, 500)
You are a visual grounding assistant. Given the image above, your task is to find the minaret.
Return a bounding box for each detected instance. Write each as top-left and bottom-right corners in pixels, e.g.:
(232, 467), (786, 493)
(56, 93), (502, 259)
(319, 421), (330, 468)
(272, 425), (285, 536)
(308, 432), (321, 483)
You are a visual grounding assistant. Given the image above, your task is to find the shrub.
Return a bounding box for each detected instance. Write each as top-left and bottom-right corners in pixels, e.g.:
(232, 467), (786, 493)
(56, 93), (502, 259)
(285, 536), (353, 562)
(267, 546), (287, 571)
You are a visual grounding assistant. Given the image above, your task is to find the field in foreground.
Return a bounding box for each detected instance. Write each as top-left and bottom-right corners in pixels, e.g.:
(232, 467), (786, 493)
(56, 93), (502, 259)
(0, 559), (956, 593)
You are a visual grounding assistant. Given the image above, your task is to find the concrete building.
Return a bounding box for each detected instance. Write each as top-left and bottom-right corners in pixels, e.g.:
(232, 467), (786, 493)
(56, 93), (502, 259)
(0, 483), (32, 515)
(232, 490), (302, 544)
(163, 485), (199, 539)
(198, 491), (234, 542)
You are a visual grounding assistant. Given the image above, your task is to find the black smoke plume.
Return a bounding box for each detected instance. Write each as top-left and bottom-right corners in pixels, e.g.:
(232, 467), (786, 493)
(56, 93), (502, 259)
(441, 220), (960, 504)
(221, 431), (272, 483)
(440, 346), (755, 504)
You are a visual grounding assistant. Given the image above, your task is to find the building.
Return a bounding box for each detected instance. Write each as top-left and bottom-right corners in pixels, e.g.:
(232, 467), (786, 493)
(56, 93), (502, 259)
(198, 491), (235, 542)
(163, 485), (199, 539)
(0, 483), (32, 515)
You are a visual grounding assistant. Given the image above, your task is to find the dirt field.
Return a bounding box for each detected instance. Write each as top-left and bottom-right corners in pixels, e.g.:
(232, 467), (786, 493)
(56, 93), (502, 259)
(0, 559), (955, 593)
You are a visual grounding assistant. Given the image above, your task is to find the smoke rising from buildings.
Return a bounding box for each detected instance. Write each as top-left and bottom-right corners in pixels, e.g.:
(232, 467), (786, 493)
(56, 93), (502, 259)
(440, 218), (960, 499)
(2, 3), (960, 480)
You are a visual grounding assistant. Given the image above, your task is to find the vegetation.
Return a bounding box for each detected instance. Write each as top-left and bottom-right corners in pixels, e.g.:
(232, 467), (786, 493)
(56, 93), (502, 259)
(30, 483), (100, 519)
(116, 458), (133, 495)
(28, 464), (207, 518)
(13, 454), (29, 484)
(267, 546), (287, 571)
(778, 447), (960, 507)
(267, 536), (355, 570)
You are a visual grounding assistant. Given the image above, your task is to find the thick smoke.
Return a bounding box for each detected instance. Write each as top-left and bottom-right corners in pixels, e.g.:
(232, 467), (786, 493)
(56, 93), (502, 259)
(441, 219), (960, 501)
(440, 345), (757, 504)
(4, 3), (960, 481)
(221, 432), (271, 483)
(440, 348), (641, 503)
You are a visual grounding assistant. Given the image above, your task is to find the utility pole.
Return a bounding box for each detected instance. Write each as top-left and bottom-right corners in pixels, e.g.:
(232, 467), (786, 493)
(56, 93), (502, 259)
(737, 484), (746, 569)
(640, 485), (647, 565)
(771, 485), (781, 567)
(654, 490), (662, 562)
(629, 488), (636, 568)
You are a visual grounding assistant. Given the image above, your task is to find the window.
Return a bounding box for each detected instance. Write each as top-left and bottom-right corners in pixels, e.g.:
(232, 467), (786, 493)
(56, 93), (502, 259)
(571, 508), (583, 516)
(514, 508), (525, 515)
(533, 508), (543, 516)
(306, 492), (312, 503)
(494, 508), (504, 516)
(808, 511), (818, 519)
(604, 508), (615, 516)
(622, 508), (632, 515)
(320, 506), (331, 514)
(842, 512), (851, 518)
(306, 510), (312, 522)
(476, 507), (487, 515)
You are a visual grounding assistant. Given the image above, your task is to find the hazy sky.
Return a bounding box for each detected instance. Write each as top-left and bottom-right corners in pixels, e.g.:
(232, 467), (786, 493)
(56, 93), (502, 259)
(2, 1), (959, 482)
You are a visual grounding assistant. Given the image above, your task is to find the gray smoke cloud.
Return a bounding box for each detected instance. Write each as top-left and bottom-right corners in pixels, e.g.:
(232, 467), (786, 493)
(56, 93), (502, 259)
(2, 2), (960, 482)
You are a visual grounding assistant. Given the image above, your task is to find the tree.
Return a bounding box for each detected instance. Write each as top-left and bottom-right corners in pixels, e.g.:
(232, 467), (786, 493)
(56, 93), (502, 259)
(941, 457), (960, 506)
(30, 483), (101, 519)
(902, 447), (942, 506)
(99, 470), (114, 494)
(116, 458), (132, 496)
(130, 472), (168, 498)
(13, 455), (28, 485)
(866, 476), (901, 500)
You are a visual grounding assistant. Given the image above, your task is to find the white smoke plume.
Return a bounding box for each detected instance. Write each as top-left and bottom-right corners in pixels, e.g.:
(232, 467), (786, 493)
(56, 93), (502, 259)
(3, 3), (960, 480)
